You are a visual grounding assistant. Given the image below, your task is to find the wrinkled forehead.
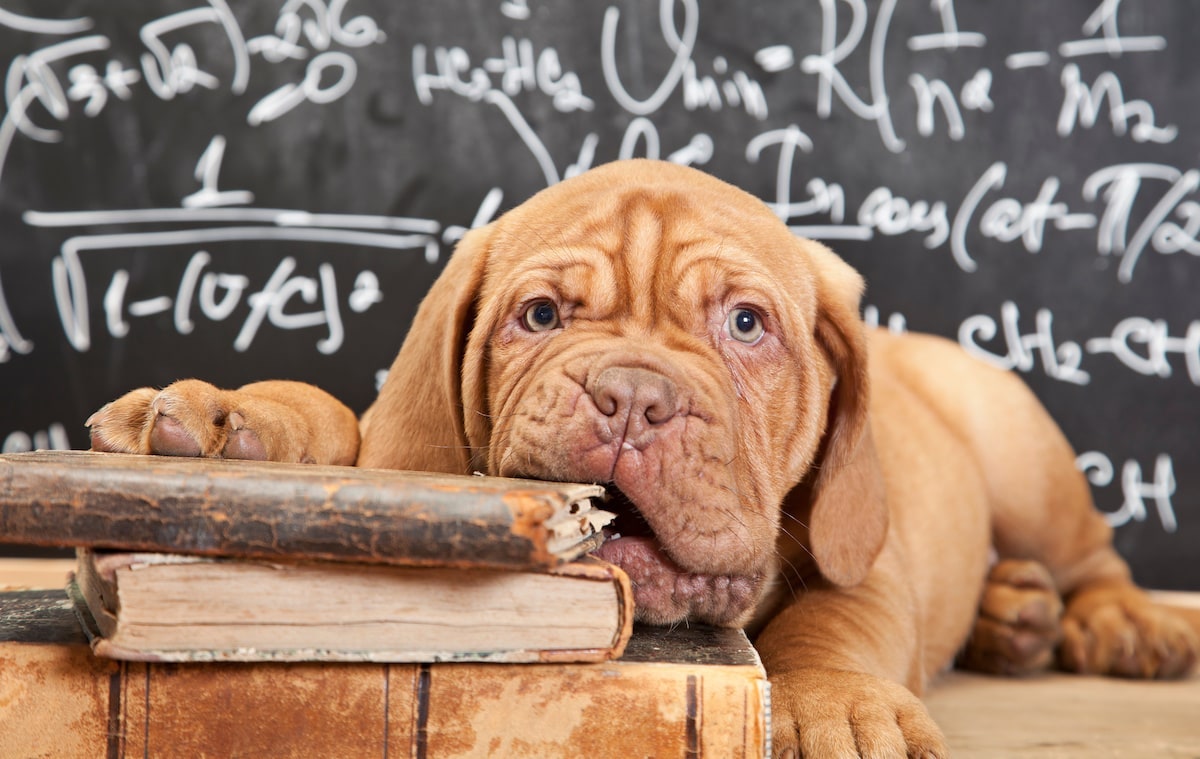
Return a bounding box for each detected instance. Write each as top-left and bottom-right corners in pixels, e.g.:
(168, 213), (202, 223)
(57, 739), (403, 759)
(485, 162), (815, 291)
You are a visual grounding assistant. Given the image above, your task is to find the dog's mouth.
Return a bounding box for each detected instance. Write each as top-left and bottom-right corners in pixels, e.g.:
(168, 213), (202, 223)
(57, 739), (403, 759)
(511, 470), (763, 626)
(587, 484), (763, 627)
(593, 485), (680, 571)
(598, 486), (655, 543)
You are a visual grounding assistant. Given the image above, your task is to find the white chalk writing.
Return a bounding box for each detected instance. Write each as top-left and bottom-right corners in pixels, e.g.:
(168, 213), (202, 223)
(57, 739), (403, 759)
(1079, 451), (1178, 533)
(49, 223), (433, 353)
(0, 1), (386, 185)
(0, 269), (32, 363)
(246, 0), (384, 125)
(959, 301), (1090, 385)
(1087, 317), (1200, 384)
(1058, 64), (1176, 144)
(600, 0), (767, 121)
(960, 301), (1200, 387)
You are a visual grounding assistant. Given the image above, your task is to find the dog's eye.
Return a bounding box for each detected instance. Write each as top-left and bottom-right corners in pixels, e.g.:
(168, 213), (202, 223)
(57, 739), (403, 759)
(727, 308), (764, 344)
(522, 300), (561, 332)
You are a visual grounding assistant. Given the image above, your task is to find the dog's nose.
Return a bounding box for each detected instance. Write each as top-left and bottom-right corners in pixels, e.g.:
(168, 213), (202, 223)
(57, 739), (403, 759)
(589, 367), (679, 428)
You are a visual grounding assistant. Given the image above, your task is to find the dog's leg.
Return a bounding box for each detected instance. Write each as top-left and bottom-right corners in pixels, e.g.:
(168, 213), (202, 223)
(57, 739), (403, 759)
(1022, 504), (1196, 681)
(998, 462), (1198, 679)
(87, 380), (359, 465)
(978, 378), (1198, 679)
(998, 483), (1199, 679)
(757, 556), (949, 759)
(958, 559), (1063, 676)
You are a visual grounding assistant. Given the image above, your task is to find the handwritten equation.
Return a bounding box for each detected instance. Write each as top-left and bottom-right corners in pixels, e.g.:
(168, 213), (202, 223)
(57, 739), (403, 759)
(0, 1), (1195, 354)
(1080, 450), (1178, 533)
(0, 0), (386, 185)
(25, 134), (448, 355)
(868, 300), (1200, 388)
(0, 0), (1194, 571)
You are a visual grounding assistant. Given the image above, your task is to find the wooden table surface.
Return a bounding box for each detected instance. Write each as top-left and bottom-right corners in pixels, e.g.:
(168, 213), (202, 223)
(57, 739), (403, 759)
(927, 670), (1200, 758)
(0, 558), (74, 591)
(5, 559), (1198, 757)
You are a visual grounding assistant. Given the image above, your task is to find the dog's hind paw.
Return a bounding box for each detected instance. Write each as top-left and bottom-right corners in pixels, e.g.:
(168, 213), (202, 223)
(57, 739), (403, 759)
(1060, 580), (1198, 679)
(959, 559), (1063, 676)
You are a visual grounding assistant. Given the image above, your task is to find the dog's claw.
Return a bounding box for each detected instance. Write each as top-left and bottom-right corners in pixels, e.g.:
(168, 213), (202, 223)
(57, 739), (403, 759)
(85, 387), (159, 454)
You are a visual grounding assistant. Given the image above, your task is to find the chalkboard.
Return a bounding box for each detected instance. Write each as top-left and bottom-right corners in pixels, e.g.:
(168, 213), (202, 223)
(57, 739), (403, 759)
(0, 1), (1195, 590)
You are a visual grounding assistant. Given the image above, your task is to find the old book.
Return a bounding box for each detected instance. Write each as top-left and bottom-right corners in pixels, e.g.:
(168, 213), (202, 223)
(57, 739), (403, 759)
(71, 549), (633, 663)
(0, 451), (611, 569)
(0, 589), (770, 759)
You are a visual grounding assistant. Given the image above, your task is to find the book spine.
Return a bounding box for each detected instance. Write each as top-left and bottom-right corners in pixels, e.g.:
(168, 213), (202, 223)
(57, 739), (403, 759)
(0, 639), (768, 758)
(0, 451), (602, 569)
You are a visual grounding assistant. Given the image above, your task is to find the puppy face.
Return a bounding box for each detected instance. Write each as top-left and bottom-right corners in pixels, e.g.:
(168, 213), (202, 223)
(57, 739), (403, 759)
(458, 162), (845, 626)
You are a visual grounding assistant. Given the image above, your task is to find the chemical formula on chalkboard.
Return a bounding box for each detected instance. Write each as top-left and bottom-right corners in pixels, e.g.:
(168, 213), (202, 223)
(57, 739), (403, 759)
(0, 0), (1195, 588)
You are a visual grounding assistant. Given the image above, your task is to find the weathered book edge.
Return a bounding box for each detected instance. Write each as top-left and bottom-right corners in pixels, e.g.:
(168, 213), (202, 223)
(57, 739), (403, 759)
(67, 577), (106, 649)
(0, 451), (610, 570)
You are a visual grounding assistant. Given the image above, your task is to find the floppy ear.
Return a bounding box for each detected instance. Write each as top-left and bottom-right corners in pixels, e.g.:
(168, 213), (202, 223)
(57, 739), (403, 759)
(356, 226), (493, 473)
(802, 241), (889, 588)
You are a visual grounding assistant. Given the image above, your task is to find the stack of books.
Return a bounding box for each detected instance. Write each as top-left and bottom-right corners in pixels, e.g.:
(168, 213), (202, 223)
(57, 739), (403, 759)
(0, 451), (770, 757)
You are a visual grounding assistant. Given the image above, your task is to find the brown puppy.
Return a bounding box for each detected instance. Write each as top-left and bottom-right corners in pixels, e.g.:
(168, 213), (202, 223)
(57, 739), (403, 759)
(89, 160), (1197, 758)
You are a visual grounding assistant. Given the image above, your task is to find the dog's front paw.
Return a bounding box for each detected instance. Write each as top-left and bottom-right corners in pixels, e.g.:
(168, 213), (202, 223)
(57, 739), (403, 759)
(1060, 581), (1198, 679)
(88, 380), (248, 458)
(770, 669), (947, 759)
(87, 380), (358, 465)
(87, 379), (256, 456)
(959, 558), (1062, 676)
